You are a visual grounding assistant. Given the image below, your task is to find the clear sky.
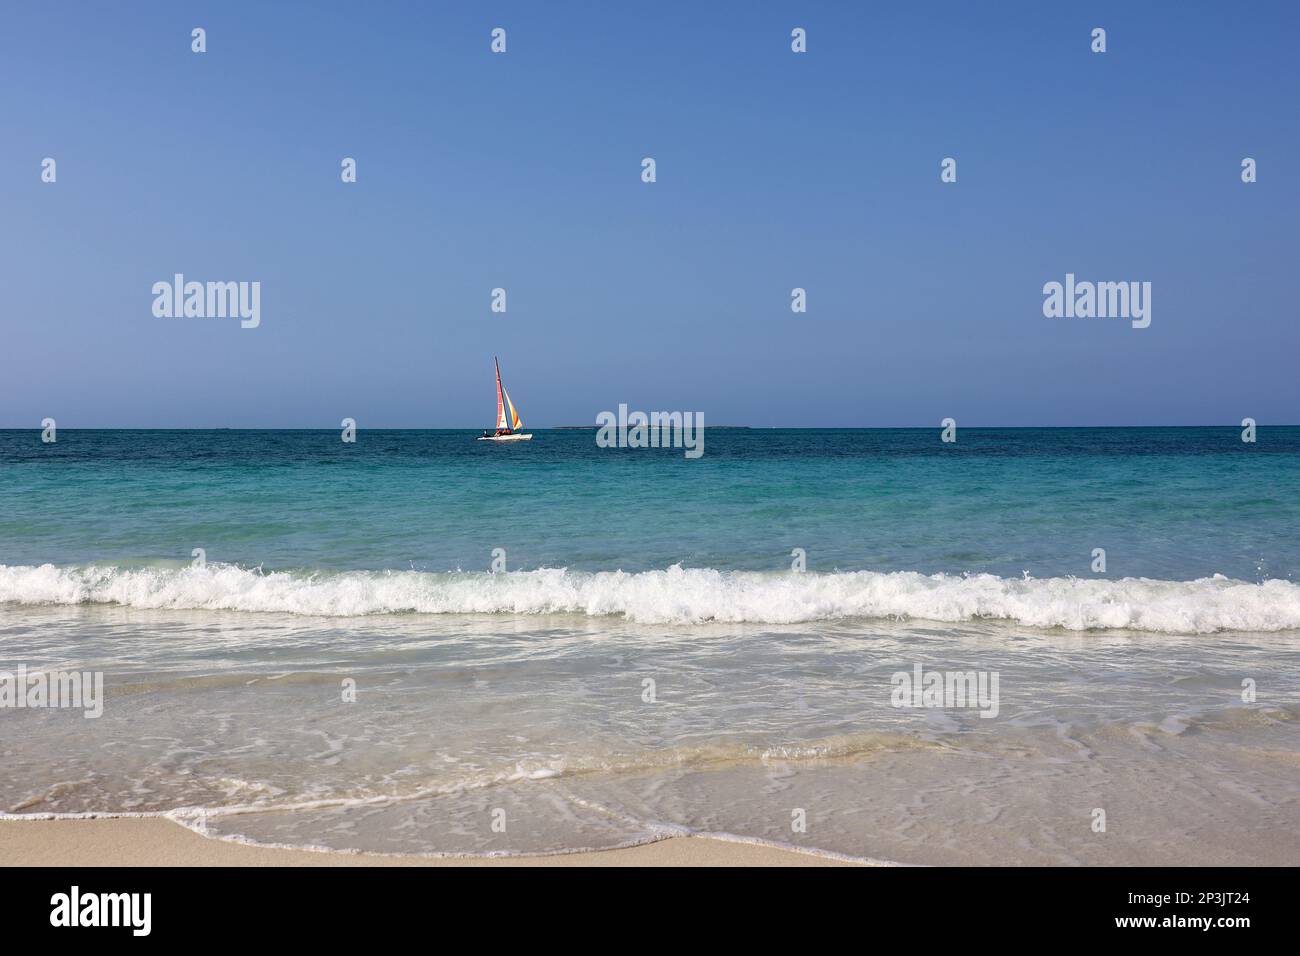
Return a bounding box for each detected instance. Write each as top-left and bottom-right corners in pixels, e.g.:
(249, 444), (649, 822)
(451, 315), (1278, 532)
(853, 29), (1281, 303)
(2, 1), (1296, 427)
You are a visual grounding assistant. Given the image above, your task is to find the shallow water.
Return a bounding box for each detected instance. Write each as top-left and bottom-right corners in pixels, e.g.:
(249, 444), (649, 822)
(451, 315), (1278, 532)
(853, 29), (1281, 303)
(2, 604), (1296, 863)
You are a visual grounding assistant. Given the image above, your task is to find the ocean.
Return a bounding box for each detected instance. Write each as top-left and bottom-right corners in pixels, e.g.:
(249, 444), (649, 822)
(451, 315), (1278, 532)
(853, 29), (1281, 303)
(2, 427), (1298, 863)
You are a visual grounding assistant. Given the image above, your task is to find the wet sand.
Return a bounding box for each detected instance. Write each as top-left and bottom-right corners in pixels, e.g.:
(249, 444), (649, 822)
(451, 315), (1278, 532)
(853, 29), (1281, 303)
(0, 818), (859, 866)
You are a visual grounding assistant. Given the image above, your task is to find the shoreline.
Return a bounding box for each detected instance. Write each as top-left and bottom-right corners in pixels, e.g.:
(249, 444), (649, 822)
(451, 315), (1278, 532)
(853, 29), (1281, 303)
(0, 818), (862, 867)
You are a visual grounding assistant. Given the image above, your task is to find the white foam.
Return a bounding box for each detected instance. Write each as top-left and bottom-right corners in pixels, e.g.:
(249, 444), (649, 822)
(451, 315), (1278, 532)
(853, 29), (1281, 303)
(1, 562), (1298, 633)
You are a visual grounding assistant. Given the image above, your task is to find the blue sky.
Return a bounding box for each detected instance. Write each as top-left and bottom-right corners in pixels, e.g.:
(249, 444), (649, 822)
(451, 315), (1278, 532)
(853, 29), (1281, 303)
(2, 1), (1296, 427)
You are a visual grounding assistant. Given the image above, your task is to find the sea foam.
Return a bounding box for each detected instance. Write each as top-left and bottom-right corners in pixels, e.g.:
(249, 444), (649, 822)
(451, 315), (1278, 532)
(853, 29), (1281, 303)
(2, 562), (1299, 633)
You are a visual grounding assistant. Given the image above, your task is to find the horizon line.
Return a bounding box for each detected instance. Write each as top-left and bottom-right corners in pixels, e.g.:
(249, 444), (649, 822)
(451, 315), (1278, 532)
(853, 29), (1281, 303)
(2, 424), (1294, 431)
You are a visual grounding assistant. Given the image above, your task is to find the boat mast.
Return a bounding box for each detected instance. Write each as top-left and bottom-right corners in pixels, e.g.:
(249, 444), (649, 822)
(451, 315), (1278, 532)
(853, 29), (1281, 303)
(494, 357), (507, 431)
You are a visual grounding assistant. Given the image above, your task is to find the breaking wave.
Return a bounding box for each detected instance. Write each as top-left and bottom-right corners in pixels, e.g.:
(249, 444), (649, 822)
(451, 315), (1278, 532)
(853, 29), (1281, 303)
(1, 562), (1299, 633)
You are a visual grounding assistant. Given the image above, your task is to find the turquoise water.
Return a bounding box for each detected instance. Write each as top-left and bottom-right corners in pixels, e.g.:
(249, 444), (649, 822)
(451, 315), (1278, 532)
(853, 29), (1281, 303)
(2, 428), (1298, 863)
(3, 427), (1298, 580)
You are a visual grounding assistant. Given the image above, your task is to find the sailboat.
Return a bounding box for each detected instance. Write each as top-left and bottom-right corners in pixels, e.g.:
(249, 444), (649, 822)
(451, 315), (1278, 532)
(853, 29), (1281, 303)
(477, 357), (533, 442)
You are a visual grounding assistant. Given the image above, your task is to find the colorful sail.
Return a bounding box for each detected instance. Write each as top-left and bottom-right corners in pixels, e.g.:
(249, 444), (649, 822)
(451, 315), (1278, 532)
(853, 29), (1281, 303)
(494, 357), (507, 430)
(503, 387), (522, 430)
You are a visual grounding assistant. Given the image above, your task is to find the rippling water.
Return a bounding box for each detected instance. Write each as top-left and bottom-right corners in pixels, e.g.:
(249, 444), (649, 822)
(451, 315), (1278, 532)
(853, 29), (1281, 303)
(2, 428), (1298, 863)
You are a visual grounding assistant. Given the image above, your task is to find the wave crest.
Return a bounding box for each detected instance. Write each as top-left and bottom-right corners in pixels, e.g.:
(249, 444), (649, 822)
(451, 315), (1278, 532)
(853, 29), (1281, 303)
(1, 562), (1298, 632)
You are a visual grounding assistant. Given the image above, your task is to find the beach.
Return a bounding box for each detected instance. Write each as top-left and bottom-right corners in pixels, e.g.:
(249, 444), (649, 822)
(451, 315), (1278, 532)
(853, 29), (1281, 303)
(0, 818), (851, 866)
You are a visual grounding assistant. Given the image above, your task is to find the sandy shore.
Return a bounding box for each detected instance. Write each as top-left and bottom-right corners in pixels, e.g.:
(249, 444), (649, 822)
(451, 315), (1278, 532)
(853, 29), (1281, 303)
(0, 818), (857, 866)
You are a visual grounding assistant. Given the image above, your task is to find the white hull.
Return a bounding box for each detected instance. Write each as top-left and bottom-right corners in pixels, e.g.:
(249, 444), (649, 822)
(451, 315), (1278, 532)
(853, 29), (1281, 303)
(477, 433), (533, 442)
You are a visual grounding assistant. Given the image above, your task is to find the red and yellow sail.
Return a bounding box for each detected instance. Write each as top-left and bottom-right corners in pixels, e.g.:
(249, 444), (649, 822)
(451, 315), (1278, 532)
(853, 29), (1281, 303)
(504, 387), (522, 430)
